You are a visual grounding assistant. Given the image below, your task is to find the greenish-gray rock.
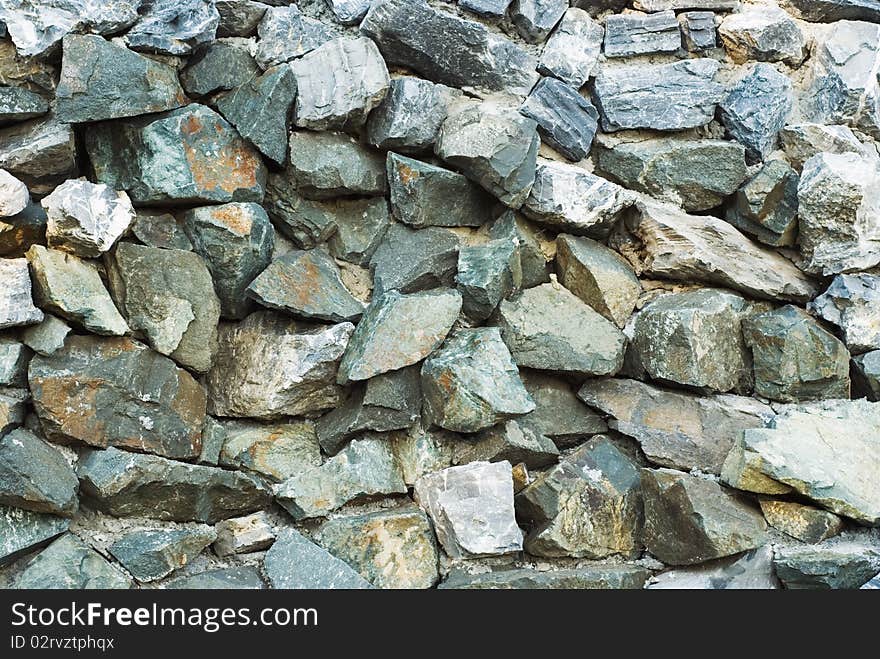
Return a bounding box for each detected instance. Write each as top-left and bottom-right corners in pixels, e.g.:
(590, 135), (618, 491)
(109, 526), (216, 582)
(775, 539), (880, 589)
(0, 504), (69, 565)
(0, 388), (27, 437)
(718, 5), (806, 65)
(852, 350), (880, 400)
(0, 116), (78, 196)
(367, 78), (451, 153)
(519, 76), (599, 162)
(0, 428), (78, 516)
(490, 211), (551, 289)
(218, 419), (321, 483)
(390, 423), (456, 486)
(537, 7), (603, 88)
(759, 499), (844, 544)
(0, 256), (43, 329)
(179, 38), (261, 97)
(213, 511), (275, 556)
(264, 527), (372, 589)
(811, 273), (880, 355)
(0, 86), (49, 126)
(130, 210), (193, 251)
(370, 223), (460, 296)
(0, 337), (29, 387)
(779, 122), (868, 171)
(166, 566), (266, 589)
(456, 229), (521, 321)
(13, 534), (131, 589)
(287, 131), (387, 199)
(252, 4), (331, 69)
(519, 371), (607, 449)
(124, 0), (219, 56)
(327, 198), (391, 265)
(453, 419), (559, 470)
(264, 180), (340, 249)
(724, 159), (799, 247)
(440, 565), (650, 589)
(604, 9), (680, 57)
(0, 200), (47, 257)
(647, 545), (779, 589)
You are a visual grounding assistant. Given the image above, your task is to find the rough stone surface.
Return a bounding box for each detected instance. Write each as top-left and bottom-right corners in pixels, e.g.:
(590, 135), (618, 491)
(287, 131), (387, 200)
(13, 534), (131, 589)
(759, 499), (844, 544)
(179, 38), (261, 97)
(519, 371), (608, 448)
(0, 338), (29, 387)
(812, 274), (880, 353)
(0, 504), (69, 565)
(219, 420), (321, 483)
(0, 86), (49, 126)
(680, 11), (717, 52)
(125, 0), (220, 56)
(130, 210), (193, 251)
(852, 350), (880, 400)
(264, 527), (372, 589)
(718, 6), (806, 65)
(0, 257), (42, 329)
(0, 200), (47, 258)
(519, 77), (598, 162)
(369, 223), (459, 296)
(604, 10), (681, 58)
(253, 4), (331, 69)
(213, 511), (275, 556)
(0, 169), (28, 217)
(0, 389), (27, 437)
(647, 545), (779, 589)
(441, 565), (650, 589)
(0, 116), (78, 197)
(725, 159), (798, 246)
(367, 77), (449, 153)
(109, 526), (216, 582)
(0, 428), (78, 516)
(166, 566), (265, 589)
(774, 540), (880, 589)
(538, 8), (603, 88)
(456, 227), (521, 321)
(510, 0), (567, 43)
(780, 123), (870, 170)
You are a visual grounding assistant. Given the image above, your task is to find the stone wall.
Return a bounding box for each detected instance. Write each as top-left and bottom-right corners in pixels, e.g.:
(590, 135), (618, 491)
(0, 0), (879, 590)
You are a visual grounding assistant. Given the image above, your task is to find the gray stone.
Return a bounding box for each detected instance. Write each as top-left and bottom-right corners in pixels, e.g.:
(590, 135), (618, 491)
(218, 420), (321, 483)
(594, 59), (724, 132)
(322, 198), (390, 266)
(0, 338), (28, 387)
(130, 210), (192, 251)
(460, 0), (513, 16)
(78, 446), (270, 522)
(520, 77), (598, 162)
(13, 534), (131, 589)
(0, 85), (47, 126)
(779, 123), (869, 171)
(725, 159), (798, 247)
(619, 201), (817, 303)
(720, 63), (792, 162)
(367, 78), (449, 153)
(56, 34), (186, 124)
(264, 527), (372, 589)
(782, 0), (880, 22)
(680, 11), (717, 51)
(0, 199), (46, 258)
(641, 468), (768, 566)
(436, 100), (538, 209)
(538, 8), (603, 88)
(264, 181), (339, 248)
(0, 504), (69, 565)
(166, 566), (266, 589)
(456, 231), (521, 321)
(453, 419), (559, 470)
(315, 506), (439, 589)
(25, 245), (127, 336)
(29, 335), (207, 459)
(852, 350), (880, 400)
(422, 328), (535, 433)
(180, 38), (260, 97)
(522, 161), (635, 238)
(197, 417), (225, 466)
(0, 388), (27, 437)
(495, 282), (626, 377)
(0, 40), (57, 96)
(253, 4), (332, 69)
(361, 0), (539, 97)
(370, 224), (459, 296)
(274, 435), (407, 520)
(510, 0), (567, 43)
(390, 422), (456, 485)
(775, 540), (880, 589)
(206, 311), (353, 419)
(0, 169), (27, 218)
(326, 0), (372, 25)
(386, 153), (492, 229)
(109, 526), (216, 582)
(648, 545), (779, 589)
(718, 5), (806, 65)
(415, 461), (522, 558)
(85, 104), (266, 205)
(519, 371), (607, 448)
(517, 437), (642, 558)
(759, 499), (844, 544)
(0, 428), (78, 516)
(441, 565), (650, 589)
(0, 116), (78, 196)
(125, 0), (219, 56)
(0, 0), (81, 57)
(213, 511), (274, 556)
(287, 131), (387, 199)
(216, 1), (267, 37)
(604, 10), (680, 58)
(338, 288), (461, 384)
(490, 211), (551, 289)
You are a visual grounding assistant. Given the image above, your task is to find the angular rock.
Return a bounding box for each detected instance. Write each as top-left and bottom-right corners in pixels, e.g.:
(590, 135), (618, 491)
(495, 282), (626, 377)
(774, 540), (880, 589)
(538, 8), (603, 88)
(0, 169), (27, 217)
(325, 198), (391, 265)
(180, 38), (261, 97)
(518, 371), (607, 448)
(0, 84), (49, 126)
(797, 152), (880, 275)
(460, 0), (514, 16)
(647, 545), (779, 589)
(206, 311), (353, 419)
(338, 288), (461, 383)
(85, 104), (266, 205)
(130, 210), (192, 252)
(436, 100), (538, 209)
(264, 527), (372, 589)
(490, 212), (551, 289)
(216, 1), (266, 38)
(125, 0), (219, 56)
(0, 39), (57, 95)
(720, 63), (792, 162)
(109, 526), (216, 582)
(366, 77), (449, 153)
(253, 4), (332, 69)
(743, 305), (850, 402)
(441, 565), (650, 589)
(386, 153), (492, 229)
(13, 534), (131, 590)
(634, 0), (739, 8)
(414, 461), (522, 558)
(315, 506), (439, 589)
(26, 246), (127, 336)
(167, 566), (266, 589)
(218, 419), (321, 483)
(620, 201), (817, 303)
(852, 350), (880, 400)
(0, 199), (46, 257)
(456, 232), (521, 321)
(0, 428), (78, 516)
(0, 338), (28, 387)
(0, 0), (80, 57)
(520, 77), (598, 162)
(0, 388), (27, 437)
(0, 257), (41, 329)
(594, 59), (724, 132)
(369, 224), (459, 296)
(604, 10), (680, 58)
(783, 125), (869, 175)
(510, 0), (567, 43)
(718, 5), (806, 65)
(0, 505), (69, 565)
(782, 0), (880, 22)
(680, 11), (717, 51)
(213, 511), (275, 556)
(453, 419), (559, 470)
(390, 423), (456, 485)
(264, 181), (338, 248)
(287, 131), (387, 199)
(77, 447), (270, 522)
(759, 499), (844, 544)
(522, 161), (635, 237)
(197, 416), (225, 466)
(0, 116), (77, 196)
(274, 435), (406, 520)
(421, 328), (534, 433)
(361, 0), (539, 97)
(725, 159), (798, 247)
(641, 468), (768, 566)
(55, 34), (187, 124)
(326, 0), (372, 25)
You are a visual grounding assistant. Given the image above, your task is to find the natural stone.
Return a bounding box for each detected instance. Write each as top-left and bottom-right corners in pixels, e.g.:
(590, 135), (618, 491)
(0, 257), (41, 329)
(130, 210), (192, 251)
(0, 504), (69, 565)
(456, 229), (521, 321)
(287, 131), (387, 199)
(441, 565), (650, 589)
(720, 63), (792, 162)
(0, 389), (27, 436)
(369, 223), (459, 296)
(779, 123), (870, 170)
(219, 419), (321, 482)
(852, 350), (880, 400)
(782, 0), (880, 22)
(538, 8), (603, 88)
(0, 0), (80, 57)
(0, 169), (27, 217)
(213, 511), (275, 556)
(725, 159), (798, 246)
(453, 419), (559, 470)
(179, 38), (261, 97)
(253, 4), (331, 69)
(166, 566), (265, 589)
(647, 545), (779, 589)
(519, 77), (598, 162)
(390, 423), (456, 485)
(0, 116), (78, 196)
(264, 527), (372, 589)
(490, 212), (551, 288)
(13, 534), (131, 589)
(0, 85), (48, 126)
(774, 540), (880, 589)
(367, 77), (449, 153)
(519, 371), (607, 448)
(718, 6), (806, 65)
(125, 0), (219, 56)
(326, 0), (372, 25)
(604, 10), (680, 58)
(459, 0), (514, 17)
(0, 338), (28, 387)
(0, 200), (46, 257)
(680, 11), (717, 52)
(759, 499), (844, 544)
(327, 198), (391, 265)
(0, 428), (78, 516)
(109, 526), (216, 582)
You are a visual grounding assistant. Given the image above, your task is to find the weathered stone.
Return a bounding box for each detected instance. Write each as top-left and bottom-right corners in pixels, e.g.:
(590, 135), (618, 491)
(78, 447), (270, 523)
(797, 152), (880, 276)
(215, 63), (297, 166)
(370, 223), (459, 296)
(253, 4), (332, 69)
(494, 282), (626, 377)
(453, 419), (559, 470)
(0, 428), (77, 516)
(390, 423), (456, 485)
(725, 159), (798, 247)
(743, 305), (850, 402)
(0, 116), (77, 196)
(125, 0), (219, 56)
(166, 566), (266, 589)
(109, 526), (216, 582)
(326, 198), (391, 265)
(264, 181), (337, 249)
(460, 0), (514, 16)
(718, 6), (806, 65)
(775, 540), (880, 589)
(517, 437), (642, 558)
(510, 0), (567, 43)
(0, 0), (80, 57)
(338, 288), (461, 383)
(13, 534), (131, 589)
(287, 131), (387, 199)
(436, 101), (538, 209)
(386, 153), (492, 229)
(518, 371), (607, 448)
(0, 169), (27, 217)
(207, 311), (353, 419)
(0, 40), (56, 95)
(197, 416), (225, 466)
(213, 511), (275, 556)
(414, 461), (522, 558)
(853, 350), (880, 400)
(0, 199), (46, 257)
(722, 400), (880, 525)
(361, 0), (539, 96)
(0, 257), (40, 329)
(326, 0), (372, 25)
(0, 504), (69, 565)
(759, 499), (844, 543)
(441, 565), (650, 589)
(218, 419), (321, 483)
(641, 468), (768, 566)
(782, 0), (880, 22)
(367, 77), (449, 153)
(604, 10), (680, 58)
(317, 366), (421, 455)
(680, 11), (717, 51)
(264, 527), (372, 589)
(216, 1), (267, 37)
(720, 63), (792, 162)
(29, 335), (206, 458)
(620, 201), (817, 303)
(490, 211), (551, 289)
(596, 136), (747, 212)
(594, 59), (724, 132)
(522, 161), (635, 238)
(275, 435), (406, 520)
(0, 388), (27, 436)
(538, 8), (603, 88)
(180, 38), (261, 97)
(647, 545), (779, 589)
(25, 246), (127, 336)
(86, 105), (266, 205)
(456, 232), (521, 322)
(633, 0), (740, 8)
(779, 123), (869, 171)
(130, 210), (191, 252)
(0, 338), (28, 387)
(315, 506), (439, 589)
(56, 34), (186, 124)
(520, 77), (598, 162)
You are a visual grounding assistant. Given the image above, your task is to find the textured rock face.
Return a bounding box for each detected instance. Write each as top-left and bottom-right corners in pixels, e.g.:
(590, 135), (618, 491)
(0, 170), (28, 218)
(0, 428), (78, 516)
(759, 499), (844, 544)
(0, 257), (42, 329)
(369, 223), (459, 296)
(218, 419), (321, 483)
(368, 78), (450, 153)
(724, 159), (799, 247)
(812, 274), (880, 353)
(774, 540), (880, 589)
(852, 350), (880, 400)
(264, 528), (372, 589)
(13, 534), (131, 590)
(779, 123), (869, 170)
(604, 10), (680, 57)
(680, 11), (717, 51)
(0, 117), (77, 196)
(441, 565), (650, 589)
(718, 6), (806, 64)
(180, 39), (261, 97)
(647, 545), (779, 590)
(109, 527), (216, 582)
(125, 0), (219, 56)
(253, 5), (331, 69)
(520, 77), (598, 162)
(213, 512), (275, 556)
(456, 229), (521, 321)
(538, 8), (603, 88)
(287, 131), (387, 200)
(0, 505), (69, 565)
